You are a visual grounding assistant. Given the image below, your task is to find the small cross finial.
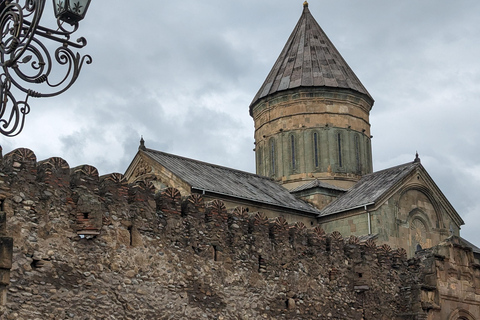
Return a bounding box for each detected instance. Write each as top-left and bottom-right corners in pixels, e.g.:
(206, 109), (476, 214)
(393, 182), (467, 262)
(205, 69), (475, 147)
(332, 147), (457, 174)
(414, 151), (421, 163)
(303, 1), (308, 8)
(139, 136), (146, 151)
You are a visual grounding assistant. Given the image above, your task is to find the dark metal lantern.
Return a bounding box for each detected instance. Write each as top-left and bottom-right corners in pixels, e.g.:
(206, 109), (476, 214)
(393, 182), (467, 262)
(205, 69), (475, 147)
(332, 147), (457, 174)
(0, 0), (93, 136)
(53, 0), (92, 25)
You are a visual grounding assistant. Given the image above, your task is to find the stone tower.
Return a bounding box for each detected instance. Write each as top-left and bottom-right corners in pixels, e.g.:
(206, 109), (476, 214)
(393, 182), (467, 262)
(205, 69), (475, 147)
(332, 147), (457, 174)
(250, 2), (374, 190)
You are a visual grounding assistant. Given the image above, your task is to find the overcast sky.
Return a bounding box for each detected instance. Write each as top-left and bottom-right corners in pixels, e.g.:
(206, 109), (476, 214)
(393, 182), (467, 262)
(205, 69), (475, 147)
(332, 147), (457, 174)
(1, 1), (480, 245)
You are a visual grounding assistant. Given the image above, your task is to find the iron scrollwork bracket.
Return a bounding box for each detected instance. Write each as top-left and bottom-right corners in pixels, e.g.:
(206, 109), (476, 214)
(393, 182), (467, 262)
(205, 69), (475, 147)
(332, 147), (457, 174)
(0, 0), (92, 136)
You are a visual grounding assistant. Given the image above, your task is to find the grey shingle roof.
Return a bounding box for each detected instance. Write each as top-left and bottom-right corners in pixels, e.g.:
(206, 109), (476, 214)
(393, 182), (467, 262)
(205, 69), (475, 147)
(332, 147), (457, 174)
(289, 179), (347, 193)
(458, 237), (480, 255)
(320, 162), (419, 217)
(142, 149), (320, 215)
(249, 3), (373, 114)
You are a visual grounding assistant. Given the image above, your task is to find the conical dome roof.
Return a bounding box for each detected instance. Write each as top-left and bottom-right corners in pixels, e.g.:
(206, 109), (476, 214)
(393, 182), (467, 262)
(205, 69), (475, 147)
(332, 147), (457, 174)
(250, 3), (373, 115)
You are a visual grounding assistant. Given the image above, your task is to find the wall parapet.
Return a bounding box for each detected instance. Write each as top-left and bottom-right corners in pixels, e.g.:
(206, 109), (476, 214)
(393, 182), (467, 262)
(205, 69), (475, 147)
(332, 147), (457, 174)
(0, 147), (476, 319)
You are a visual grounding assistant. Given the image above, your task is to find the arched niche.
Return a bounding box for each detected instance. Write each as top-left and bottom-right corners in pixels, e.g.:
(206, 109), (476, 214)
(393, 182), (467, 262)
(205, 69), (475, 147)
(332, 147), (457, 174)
(448, 309), (476, 320)
(408, 209), (432, 254)
(396, 185), (444, 230)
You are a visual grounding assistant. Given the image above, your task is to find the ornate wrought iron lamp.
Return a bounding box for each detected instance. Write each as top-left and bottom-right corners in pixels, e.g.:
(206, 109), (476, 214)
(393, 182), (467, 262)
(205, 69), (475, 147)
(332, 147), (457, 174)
(0, 0), (92, 136)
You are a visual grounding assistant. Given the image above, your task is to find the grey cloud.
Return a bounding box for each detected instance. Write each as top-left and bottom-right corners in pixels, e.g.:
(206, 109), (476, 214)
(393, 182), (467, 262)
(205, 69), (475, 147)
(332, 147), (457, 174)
(1, 0), (479, 245)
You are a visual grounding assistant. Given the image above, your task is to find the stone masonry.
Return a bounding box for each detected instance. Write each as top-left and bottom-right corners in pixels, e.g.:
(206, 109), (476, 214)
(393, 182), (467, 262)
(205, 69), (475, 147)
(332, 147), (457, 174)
(0, 147), (478, 319)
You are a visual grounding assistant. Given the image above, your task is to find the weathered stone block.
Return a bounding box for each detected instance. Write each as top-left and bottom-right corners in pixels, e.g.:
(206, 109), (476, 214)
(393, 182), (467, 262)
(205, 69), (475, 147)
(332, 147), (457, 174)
(0, 237), (12, 269)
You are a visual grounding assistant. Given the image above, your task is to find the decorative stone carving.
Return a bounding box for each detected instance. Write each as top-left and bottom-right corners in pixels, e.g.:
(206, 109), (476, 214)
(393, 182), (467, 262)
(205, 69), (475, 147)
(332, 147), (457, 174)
(231, 206), (249, 218)
(313, 227), (326, 238)
(331, 231), (343, 241)
(348, 235), (360, 245)
(188, 193), (204, 208)
(133, 158), (152, 179)
(5, 148), (36, 166)
(39, 157), (69, 174)
(274, 216), (288, 229)
(379, 244), (392, 254)
(254, 212), (268, 225)
(293, 222), (306, 232)
(364, 238), (377, 249)
(102, 172), (126, 184)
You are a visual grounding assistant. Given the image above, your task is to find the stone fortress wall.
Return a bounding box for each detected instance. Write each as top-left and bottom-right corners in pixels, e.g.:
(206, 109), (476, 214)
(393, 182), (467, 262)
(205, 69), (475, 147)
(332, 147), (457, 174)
(0, 147), (478, 319)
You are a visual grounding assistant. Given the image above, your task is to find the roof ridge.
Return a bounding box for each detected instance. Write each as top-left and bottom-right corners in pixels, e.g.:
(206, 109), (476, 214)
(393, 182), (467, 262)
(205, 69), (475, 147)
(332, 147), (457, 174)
(319, 161), (421, 217)
(141, 148), (321, 215)
(364, 161), (420, 177)
(289, 178), (347, 193)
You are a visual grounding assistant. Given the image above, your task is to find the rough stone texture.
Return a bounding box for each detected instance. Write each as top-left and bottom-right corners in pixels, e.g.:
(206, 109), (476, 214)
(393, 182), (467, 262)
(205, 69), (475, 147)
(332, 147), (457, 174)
(0, 148), (478, 319)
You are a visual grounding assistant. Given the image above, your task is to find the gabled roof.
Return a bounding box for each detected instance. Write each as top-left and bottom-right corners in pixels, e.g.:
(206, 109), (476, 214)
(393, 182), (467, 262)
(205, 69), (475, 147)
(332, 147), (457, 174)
(141, 148), (320, 215)
(289, 179), (347, 193)
(320, 161), (420, 217)
(458, 237), (480, 255)
(250, 2), (373, 114)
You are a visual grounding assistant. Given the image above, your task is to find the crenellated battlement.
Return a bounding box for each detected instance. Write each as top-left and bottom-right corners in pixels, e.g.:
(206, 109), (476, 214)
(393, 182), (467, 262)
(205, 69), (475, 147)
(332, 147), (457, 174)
(0, 148), (407, 266)
(0, 147), (478, 319)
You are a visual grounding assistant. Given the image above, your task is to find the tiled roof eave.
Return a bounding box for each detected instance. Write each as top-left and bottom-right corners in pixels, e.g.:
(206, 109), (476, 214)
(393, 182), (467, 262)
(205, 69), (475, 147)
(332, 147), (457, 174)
(249, 86), (374, 117)
(193, 187), (320, 216)
(318, 201), (375, 218)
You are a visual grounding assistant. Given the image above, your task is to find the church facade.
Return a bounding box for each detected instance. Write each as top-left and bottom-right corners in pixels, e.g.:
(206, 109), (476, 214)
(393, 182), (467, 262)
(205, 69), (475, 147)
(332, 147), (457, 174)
(0, 3), (478, 319)
(125, 2), (465, 259)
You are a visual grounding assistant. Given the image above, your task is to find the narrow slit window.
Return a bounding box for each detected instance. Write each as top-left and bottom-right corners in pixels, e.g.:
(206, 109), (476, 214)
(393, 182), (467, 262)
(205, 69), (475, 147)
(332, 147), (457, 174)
(313, 132), (319, 168)
(128, 226), (133, 246)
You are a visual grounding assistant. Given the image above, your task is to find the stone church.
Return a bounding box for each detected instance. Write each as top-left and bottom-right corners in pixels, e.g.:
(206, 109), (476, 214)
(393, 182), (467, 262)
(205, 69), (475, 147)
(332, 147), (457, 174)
(0, 2), (479, 319)
(124, 2), (468, 259)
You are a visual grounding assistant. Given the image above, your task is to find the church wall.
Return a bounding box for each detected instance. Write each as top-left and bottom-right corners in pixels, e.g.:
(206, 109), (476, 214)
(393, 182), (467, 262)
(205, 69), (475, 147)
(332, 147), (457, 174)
(417, 238), (480, 320)
(199, 194), (318, 227)
(318, 185), (461, 259)
(318, 211), (370, 238)
(371, 186), (460, 258)
(125, 153), (192, 196)
(293, 189), (343, 211)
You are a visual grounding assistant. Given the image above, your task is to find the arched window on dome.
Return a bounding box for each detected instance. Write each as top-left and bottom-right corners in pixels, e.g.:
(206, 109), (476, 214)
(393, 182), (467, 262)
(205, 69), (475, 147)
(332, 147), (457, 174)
(313, 132), (319, 168)
(366, 139), (372, 172)
(290, 134), (296, 171)
(354, 134), (361, 174)
(269, 138), (276, 176)
(336, 132), (343, 168)
(256, 145), (263, 174)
